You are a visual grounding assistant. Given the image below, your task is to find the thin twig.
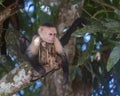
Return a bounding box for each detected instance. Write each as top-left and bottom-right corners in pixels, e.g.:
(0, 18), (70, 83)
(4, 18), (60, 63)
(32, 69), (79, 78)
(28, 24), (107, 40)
(92, 0), (117, 10)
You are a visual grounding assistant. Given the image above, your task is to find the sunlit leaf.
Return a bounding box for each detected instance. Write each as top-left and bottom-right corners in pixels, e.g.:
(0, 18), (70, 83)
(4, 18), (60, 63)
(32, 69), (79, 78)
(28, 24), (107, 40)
(107, 45), (120, 71)
(104, 20), (120, 32)
(114, 9), (120, 16)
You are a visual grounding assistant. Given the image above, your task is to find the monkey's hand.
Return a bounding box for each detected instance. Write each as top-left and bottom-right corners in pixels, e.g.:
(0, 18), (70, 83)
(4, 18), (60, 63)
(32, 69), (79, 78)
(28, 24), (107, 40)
(33, 36), (40, 46)
(30, 58), (46, 74)
(30, 63), (46, 82)
(26, 54), (46, 74)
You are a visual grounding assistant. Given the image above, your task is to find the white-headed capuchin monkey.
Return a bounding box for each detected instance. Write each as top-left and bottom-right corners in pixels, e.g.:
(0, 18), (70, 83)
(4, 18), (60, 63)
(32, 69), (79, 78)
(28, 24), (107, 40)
(25, 23), (69, 84)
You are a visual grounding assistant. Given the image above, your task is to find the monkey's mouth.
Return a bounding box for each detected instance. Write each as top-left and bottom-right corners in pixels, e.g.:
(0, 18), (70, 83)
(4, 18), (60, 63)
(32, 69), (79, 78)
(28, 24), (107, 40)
(49, 41), (54, 43)
(48, 39), (54, 43)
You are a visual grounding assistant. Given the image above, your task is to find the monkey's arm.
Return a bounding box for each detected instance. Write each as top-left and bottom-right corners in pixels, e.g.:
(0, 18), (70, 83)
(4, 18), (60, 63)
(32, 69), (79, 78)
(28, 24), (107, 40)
(25, 35), (45, 74)
(60, 17), (87, 46)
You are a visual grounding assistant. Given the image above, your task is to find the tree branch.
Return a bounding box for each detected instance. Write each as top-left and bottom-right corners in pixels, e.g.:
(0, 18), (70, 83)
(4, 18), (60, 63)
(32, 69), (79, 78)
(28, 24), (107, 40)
(0, 61), (59, 96)
(92, 0), (117, 10)
(0, 0), (23, 23)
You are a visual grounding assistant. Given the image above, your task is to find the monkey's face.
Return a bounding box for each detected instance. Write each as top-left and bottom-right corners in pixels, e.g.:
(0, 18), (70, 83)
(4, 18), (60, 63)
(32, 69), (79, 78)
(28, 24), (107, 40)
(47, 28), (56, 43)
(39, 27), (57, 43)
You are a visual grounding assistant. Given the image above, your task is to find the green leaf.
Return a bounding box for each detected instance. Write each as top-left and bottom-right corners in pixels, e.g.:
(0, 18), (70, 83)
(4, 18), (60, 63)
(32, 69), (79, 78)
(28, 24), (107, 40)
(73, 25), (103, 37)
(92, 10), (111, 18)
(107, 45), (120, 71)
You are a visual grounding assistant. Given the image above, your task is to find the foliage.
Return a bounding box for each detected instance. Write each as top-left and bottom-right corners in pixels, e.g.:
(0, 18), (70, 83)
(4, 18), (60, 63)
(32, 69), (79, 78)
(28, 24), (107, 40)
(107, 45), (120, 71)
(71, 0), (120, 95)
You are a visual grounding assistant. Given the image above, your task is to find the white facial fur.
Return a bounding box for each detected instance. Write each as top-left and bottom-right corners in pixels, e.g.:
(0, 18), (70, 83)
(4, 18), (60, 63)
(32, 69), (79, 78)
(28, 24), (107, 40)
(38, 26), (57, 43)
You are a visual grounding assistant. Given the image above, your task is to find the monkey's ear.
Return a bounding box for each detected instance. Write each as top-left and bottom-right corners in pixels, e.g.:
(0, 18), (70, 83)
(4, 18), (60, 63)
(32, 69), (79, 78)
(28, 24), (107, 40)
(38, 26), (44, 34)
(54, 37), (64, 55)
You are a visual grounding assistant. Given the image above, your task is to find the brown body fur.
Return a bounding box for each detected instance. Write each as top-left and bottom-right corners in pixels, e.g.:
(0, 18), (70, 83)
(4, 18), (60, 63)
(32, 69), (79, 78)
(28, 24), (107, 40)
(39, 41), (61, 68)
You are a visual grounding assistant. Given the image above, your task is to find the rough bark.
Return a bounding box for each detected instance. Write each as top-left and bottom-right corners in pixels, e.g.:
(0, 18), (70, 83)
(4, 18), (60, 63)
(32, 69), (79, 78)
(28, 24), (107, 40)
(0, 1), (22, 23)
(0, 61), (60, 96)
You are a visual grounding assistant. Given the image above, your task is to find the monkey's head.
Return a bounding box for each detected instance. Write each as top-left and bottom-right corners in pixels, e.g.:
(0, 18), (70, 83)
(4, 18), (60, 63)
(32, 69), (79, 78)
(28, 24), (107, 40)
(38, 26), (57, 43)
